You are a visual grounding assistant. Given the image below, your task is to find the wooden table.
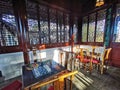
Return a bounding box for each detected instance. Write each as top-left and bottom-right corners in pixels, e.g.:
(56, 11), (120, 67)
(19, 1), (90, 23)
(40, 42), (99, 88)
(22, 60), (78, 90)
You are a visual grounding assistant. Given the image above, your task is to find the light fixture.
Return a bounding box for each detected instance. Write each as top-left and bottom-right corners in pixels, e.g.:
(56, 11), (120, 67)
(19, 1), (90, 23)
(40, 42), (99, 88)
(96, 0), (104, 7)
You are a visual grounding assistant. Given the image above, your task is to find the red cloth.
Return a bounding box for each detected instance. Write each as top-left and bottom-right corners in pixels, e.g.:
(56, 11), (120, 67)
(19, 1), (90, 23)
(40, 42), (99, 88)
(48, 86), (54, 90)
(1, 80), (22, 90)
(92, 59), (99, 64)
(82, 58), (90, 63)
(76, 55), (81, 58)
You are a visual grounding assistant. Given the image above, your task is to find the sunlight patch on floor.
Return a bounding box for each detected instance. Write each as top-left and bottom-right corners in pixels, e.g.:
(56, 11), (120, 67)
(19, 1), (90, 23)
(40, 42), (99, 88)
(73, 72), (94, 90)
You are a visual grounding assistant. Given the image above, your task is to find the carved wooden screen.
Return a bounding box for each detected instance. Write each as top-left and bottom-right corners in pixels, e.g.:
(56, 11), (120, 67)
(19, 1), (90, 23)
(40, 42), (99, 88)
(49, 9), (57, 43)
(0, 0), (18, 46)
(73, 17), (78, 43)
(64, 14), (69, 42)
(39, 5), (49, 44)
(58, 11), (64, 43)
(82, 16), (88, 42)
(96, 9), (106, 42)
(88, 13), (96, 42)
(27, 1), (39, 45)
(26, 0), (72, 46)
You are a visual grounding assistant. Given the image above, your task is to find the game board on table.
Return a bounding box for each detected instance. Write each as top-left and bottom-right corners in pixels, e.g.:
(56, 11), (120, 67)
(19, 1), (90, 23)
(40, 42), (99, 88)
(22, 60), (66, 88)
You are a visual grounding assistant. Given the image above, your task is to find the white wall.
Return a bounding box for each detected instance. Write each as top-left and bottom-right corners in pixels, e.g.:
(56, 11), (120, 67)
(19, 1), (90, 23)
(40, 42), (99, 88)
(0, 52), (24, 80)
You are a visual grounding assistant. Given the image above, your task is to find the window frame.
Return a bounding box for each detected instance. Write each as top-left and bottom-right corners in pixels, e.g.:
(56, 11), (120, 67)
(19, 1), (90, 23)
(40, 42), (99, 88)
(81, 8), (107, 46)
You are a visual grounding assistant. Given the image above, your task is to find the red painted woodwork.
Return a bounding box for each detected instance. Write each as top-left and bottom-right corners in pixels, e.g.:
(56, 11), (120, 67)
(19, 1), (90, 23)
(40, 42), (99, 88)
(110, 43), (120, 67)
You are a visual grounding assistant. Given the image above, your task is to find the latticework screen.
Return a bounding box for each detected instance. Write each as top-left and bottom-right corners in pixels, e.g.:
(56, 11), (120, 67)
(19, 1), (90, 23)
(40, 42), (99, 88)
(82, 17), (88, 42)
(39, 5), (49, 44)
(64, 14), (69, 42)
(58, 11), (64, 43)
(88, 13), (96, 42)
(27, 1), (40, 45)
(96, 9), (106, 42)
(113, 4), (120, 42)
(49, 9), (57, 43)
(0, 0), (18, 46)
(73, 17), (78, 43)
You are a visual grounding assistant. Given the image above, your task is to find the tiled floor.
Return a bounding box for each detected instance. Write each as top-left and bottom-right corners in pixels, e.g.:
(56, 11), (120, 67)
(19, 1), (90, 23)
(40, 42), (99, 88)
(0, 66), (120, 90)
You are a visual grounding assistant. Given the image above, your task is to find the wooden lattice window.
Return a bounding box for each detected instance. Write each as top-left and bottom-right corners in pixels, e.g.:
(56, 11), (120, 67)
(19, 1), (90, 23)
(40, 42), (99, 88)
(113, 4), (120, 42)
(0, 0), (18, 46)
(96, 9), (106, 42)
(26, 0), (72, 46)
(73, 17), (78, 43)
(49, 8), (57, 43)
(27, 1), (40, 45)
(64, 14), (69, 42)
(82, 16), (88, 42)
(88, 13), (96, 42)
(39, 5), (49, 44)
(58, 11), (64, 43)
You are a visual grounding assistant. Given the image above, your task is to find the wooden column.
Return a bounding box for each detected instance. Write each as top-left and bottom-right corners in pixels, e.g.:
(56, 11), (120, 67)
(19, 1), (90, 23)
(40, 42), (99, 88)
(13, 0), (30, 64)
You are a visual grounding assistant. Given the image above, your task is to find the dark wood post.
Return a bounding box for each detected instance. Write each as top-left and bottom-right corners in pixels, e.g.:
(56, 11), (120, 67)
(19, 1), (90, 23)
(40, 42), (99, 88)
(13, 0), (30, 64)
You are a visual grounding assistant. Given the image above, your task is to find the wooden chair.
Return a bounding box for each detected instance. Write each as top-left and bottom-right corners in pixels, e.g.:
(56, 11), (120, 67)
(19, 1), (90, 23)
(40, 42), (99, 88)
(100, 48), (112, 74)
(91, 48), (112, 74)
(76, 48), (91, 71)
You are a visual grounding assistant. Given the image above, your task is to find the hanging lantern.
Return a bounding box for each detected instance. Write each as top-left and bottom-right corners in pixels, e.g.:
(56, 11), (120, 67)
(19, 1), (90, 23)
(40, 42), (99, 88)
(96, 0), (104, 7)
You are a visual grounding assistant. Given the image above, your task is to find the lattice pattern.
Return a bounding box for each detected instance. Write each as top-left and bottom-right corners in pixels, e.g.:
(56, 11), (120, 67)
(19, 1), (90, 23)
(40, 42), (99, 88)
(0, 0), (18, 46)
(27, 19), (39, 45)
(96, 10), (106, 42)
(39, 5), (49, 44)
(29, 32), (39, 45)
(49, 9), (57, 43)
(1, 24), (18, 46)
(26, 1), (72, 45)
(82, 17), (88, 42)
(28, 19), (39, 31)
(64, 14), (69, 42)
(58, 11), (64, 43)
(88, 13), (96, 42)
(26, 1), (37, 19)
(73, 17), (78, 43)
(115, 20), (120, 42)
(27, 1), (39, 45)
(113, 5), (120, 42)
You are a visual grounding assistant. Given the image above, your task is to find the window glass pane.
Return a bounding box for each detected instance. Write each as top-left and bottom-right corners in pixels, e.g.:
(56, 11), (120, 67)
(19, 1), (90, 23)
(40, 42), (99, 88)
(113, 4), (120, 42)
(49, 9), (57, 43)
(64, 14), (69, 42)
(73, 17), (78, 43)
(88, 13), (96, 42)
(27, 1), (39, 45)
(39, 5), (49, 44)
(96, 10), (106, 42)
(82, 17), (88, 42)
(0, 0), (18, 46)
